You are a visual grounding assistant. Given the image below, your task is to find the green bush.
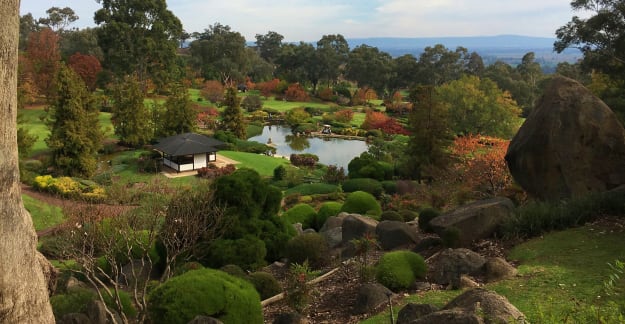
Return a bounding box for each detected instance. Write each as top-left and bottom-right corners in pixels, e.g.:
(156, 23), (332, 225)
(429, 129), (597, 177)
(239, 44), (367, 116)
(375, 251), (426, 291)
(285, 233), (329, 269)
(173, 262), (205, 276)
(342, 178), (384, 198)
(273, 165), (287, 181)
(315, 201), (343, 230)
(285, 183), (338, 196)
(148, 268), (262, 324)
(380, 211), (404, 222)
(102, 290), (137, 318)
(442, 226), (462, 248)
(282, 203), (317, 229)
(340, 191), (382, 219)
(399, 210), (418, 222)
(418, 207), (440, 233)
(50, 287), (96, 318)
(381, 181), (398, 195)
(205, 236), (267, 271)
(220, 264), (247, 279)
(248, 271), (281, 300)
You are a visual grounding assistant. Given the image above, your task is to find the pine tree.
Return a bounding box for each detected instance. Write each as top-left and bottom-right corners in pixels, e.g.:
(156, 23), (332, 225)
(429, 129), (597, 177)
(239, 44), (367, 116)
(46, 64), (102, 177)
(158, 83), (196, 137)
(220, 87), (246, 139)
(110, 74), (152, 146)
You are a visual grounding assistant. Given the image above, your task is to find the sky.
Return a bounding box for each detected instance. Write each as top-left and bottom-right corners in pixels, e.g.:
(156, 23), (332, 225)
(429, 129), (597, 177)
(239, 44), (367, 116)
(20, 0), (584, 42)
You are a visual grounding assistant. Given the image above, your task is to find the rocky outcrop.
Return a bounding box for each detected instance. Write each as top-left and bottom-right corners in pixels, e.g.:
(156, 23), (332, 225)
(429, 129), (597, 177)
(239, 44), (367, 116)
(375, 221), (419, 250)
(37, 251), (58, 296)
(484, 257), (518, 283)
(506, 76), (625, 201)
(352, 283), (393, 315)
(427, 248), (486, 288)
(397, 303), (439, 324)
(429, 198), (515, 247)
(341, 214), (378, 244)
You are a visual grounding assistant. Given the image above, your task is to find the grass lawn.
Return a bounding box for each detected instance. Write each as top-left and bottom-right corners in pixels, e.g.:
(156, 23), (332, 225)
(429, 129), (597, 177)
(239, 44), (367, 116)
(262, 98), (336, 113)
(22, 194), (65, 231)
(219, 150), (290, 177)
(363, 224), (625, 323)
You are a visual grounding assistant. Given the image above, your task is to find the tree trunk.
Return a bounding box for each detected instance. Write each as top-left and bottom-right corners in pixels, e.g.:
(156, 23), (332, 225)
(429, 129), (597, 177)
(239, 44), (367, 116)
(0, 2), (55, 322)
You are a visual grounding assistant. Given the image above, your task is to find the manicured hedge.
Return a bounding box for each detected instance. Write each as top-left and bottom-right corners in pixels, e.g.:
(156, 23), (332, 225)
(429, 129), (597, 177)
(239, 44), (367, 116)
(342, 178), (383, 197)
(375, 251), (426, 291)
(282, 203), (317, 229)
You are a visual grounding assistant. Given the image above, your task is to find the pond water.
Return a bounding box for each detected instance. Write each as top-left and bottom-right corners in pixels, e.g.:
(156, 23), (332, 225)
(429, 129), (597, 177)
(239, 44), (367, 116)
(249, 125), (368, 170)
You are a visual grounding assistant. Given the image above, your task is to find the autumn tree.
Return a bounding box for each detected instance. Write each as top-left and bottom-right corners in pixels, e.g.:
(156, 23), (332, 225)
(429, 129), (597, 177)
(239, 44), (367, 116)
(26, 27), (61, 98)
(257, 78), (281, 98)
(437, 75), (522, 138)
(46, 64), (103, 177)
(0, 3), (55, 321)
(284, 83), (310, 102)
(361, 110), (408, 135)
(95, 0), (182, 91)
(201, 80), (225, 103)
(68, 52), (102, 91)
(334, 109), (354, 123)
(157, 83), (197, 137)
(110, 74), (152, 147)
(19, 13), (39, 50)
(220, 87), (246, 138)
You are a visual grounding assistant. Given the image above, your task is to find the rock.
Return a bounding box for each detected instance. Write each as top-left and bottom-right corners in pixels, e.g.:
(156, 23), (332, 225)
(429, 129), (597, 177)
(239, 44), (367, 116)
(65, 276), (88, 291)
(272, 312), (310, 324)
(59, 313), (92, 324)
(414, 281), (431, 291)
(86, 300), (122, 324)
(427, 248), (486, 288)
(412, 309), (484, 324)
(37, 251), (58, 296)
(484, 257), (518, 283)
(293, 223), (304, 235)
(321, 226), (343, 249)
(457, 274), (480, 289)
(303, 228), (316, 234)
(396, 303), (439, 324)
(375, 221), (419, 250)
(352, 283), (393, 315)
(119, 259), (152, 287)
(506, 76), (625, 201)
(319, 215), (346, 232)
(341, 214), (379, 244)
(187, 315), (224, 324)
(413, 237), (443, 253)
(429, 197), (515, 247)
(443, 288), (526, 323)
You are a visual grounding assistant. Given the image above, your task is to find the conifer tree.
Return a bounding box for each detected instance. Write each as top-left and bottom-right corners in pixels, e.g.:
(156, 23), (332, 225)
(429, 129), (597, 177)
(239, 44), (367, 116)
(46, 64), (102, 177)
(158, 83), (196, 137)
(110, 74), (152, 146)
(220, 87), (247, 139)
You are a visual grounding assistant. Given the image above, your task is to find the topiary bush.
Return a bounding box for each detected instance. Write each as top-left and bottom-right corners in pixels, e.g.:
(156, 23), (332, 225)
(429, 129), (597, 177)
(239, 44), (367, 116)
(380, 210), (404, 222)
(340, 191), (382, 220)
(375, 250), (426, 291)
(282, 203), (317, 229)
(418, 207), (440, 233)
(284, 233), (329, 269)
(342, 178), (384, 198)
(399, 210), (418, 222)
(315, 201), (343, 230)
(248, 271), (281, 300)
(148, 268), (262, 324)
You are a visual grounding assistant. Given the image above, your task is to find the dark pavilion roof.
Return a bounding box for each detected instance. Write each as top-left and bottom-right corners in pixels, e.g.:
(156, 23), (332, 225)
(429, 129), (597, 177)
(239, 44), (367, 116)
(152, 133), (225, 156)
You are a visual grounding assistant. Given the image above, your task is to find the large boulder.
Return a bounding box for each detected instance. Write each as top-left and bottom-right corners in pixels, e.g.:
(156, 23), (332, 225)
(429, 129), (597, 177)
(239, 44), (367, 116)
(352, 283), (393, 315)
(484, 257), (518, 283)
(341, 214), (378, 244)
(396, 303), (439, 324)
(411, 309), (484, 324)
(429, 198), (515, 247)
(506, 76), (625, 201)
(375, 221), (419, 250)
(427, 248), (486, 288)
(37, 251), (58, 296)
(443, 288), (526, 323)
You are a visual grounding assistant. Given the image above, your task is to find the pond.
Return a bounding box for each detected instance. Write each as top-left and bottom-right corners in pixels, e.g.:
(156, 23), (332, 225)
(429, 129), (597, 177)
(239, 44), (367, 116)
(249, 125), (368, 170)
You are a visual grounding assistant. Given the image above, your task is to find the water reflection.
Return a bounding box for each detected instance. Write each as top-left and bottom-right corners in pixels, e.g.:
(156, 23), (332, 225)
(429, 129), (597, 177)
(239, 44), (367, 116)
(249, 125), (368, 169)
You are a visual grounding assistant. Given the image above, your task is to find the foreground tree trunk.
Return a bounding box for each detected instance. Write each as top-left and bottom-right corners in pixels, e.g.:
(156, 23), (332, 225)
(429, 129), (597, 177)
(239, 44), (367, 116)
(0, 1), (55, 322)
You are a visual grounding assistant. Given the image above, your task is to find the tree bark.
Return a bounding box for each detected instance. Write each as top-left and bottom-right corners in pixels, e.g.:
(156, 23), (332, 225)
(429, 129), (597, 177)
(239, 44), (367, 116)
(0, 1), (55, 322)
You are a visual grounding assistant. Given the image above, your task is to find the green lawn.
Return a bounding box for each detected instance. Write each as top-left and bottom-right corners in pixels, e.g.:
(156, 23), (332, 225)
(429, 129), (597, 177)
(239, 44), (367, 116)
(262, 98), (336, 112)
(363, 225), (625, 323)
(219, 150), (290, 177)
(22, 194), (65, 231)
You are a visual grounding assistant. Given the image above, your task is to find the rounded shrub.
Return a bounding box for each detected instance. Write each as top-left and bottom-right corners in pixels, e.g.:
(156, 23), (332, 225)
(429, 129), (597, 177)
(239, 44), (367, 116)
(375, 251), (426, 292)
(248, 271), (281, 300)
(380, 211), (403, 222)
(282, 203), (317, 229)
(219, 264), (247, 279)
(205, 236), (267, 271)
(399, 210), (418, 222)
(418, 207), (440, 233)
(50, 286), (96, 318)
(342, 178), (384, 197)
(381, 180), (398, 195)
(340, 191), (382, 219)
(173, 262), (205, 277)
(315, 201), (343, 230)
(148, 268), (262, 324)
(284, 233), (329, 269)
(442, 226), (462, 248)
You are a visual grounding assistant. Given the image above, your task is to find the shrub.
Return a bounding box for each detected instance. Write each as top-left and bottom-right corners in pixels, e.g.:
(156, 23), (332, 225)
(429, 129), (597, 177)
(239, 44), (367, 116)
(285, 183), (337, 196)
(418, 207), (440, 233)
(102, 290), (137, 318)
(273, 165), (287, 180)
(399, 210), (418, 222)
(148, 268), (262, 324)
(321, 165), (347, 184)
(248, 271), (281, 300)
(340, 191), (382, 219)
(285, 233), (328, 269)
(219, 264), (247, 279)
(282, 203), (317, 229)
(381, 181), (398, 195)
(205, 236), (267, 271)
(342, 178), (383, 198)
(242, 94), (263, 112)
(380, 211), (403, 222)
(284, 83), (310, 102)
(375, 251), (426, 291)
(197, 164), (236, 179)
(315, 201), (343, 230)
(201, 80), (224, 103)
(442, 226), (462, 248)
(50, 287), (96, 318)
(290, 153), (319, 168)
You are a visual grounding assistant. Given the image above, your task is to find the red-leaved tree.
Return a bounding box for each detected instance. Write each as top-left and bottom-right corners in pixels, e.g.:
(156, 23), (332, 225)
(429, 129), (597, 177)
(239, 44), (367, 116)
(284, 83), (310, 102)
(68, 53), (102, 91)
(257, 78), (281, 98)
(361, 110), (408, 135)
(26, 28), (60, 98)
(201, 80), (224, 103)
(334, 109), (354, 123)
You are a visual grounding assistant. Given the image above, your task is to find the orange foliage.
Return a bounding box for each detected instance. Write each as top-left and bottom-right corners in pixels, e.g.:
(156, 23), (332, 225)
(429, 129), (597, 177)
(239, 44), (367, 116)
(334, 109), (354, 123)
(284, 83), (310, 102)
(451, 135), (512, 197)
(318, 88), (334, 101)
(26, 28), (61, 97)
(68, 53), (102, 91)
(201, 80), (224, 103)
(257, 78), (281, 98)
(352, 87), (377, 105)
(361, 110), (409, 135)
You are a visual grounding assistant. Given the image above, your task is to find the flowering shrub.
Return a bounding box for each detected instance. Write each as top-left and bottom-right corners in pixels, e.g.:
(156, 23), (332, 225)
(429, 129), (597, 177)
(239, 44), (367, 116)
(197, 164), (236, 179)
(33, 175), (106, 201)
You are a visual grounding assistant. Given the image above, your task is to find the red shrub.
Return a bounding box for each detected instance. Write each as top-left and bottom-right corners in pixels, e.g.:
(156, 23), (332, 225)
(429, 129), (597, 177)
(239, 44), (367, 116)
(197, 164), (236, 179)
(284, 83), (310, 102)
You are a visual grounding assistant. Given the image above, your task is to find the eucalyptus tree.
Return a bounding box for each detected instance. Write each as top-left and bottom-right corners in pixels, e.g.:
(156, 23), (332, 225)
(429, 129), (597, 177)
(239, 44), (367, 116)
(345, 45), (393, 96)
(316, 34), (349, 87)
(189, 23), (247, 84)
